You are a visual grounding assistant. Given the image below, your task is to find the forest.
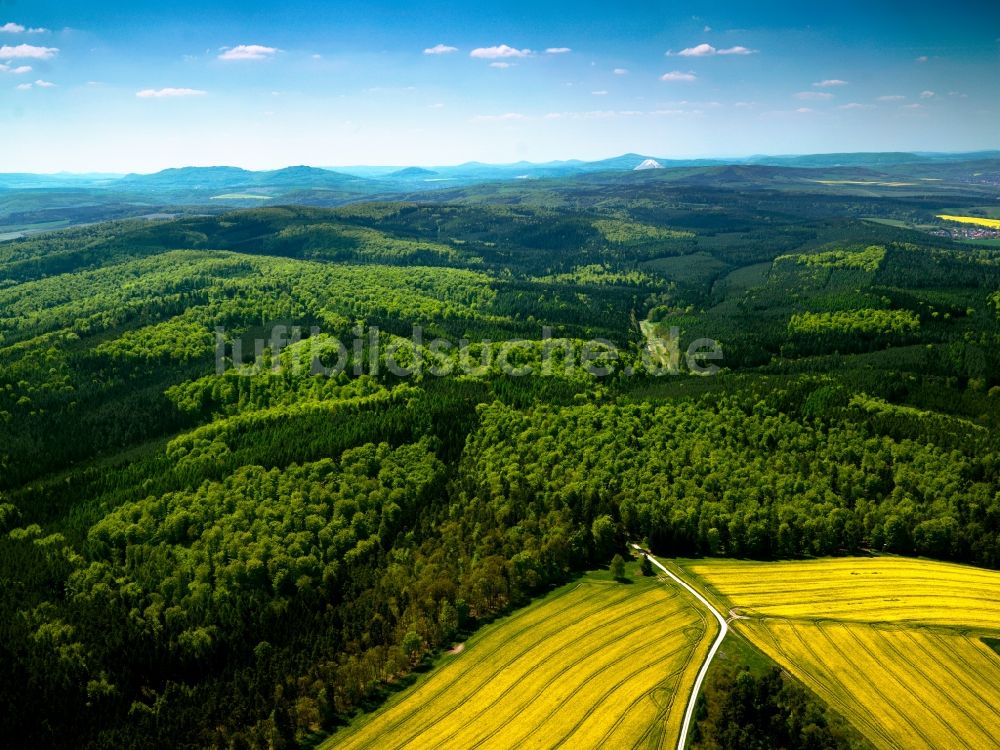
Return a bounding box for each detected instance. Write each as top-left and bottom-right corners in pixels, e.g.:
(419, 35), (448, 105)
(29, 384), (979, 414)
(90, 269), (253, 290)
(3, 171), (1000, 748)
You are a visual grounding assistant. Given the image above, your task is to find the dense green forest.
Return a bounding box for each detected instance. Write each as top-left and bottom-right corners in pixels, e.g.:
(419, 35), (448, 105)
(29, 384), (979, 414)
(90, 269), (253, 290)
(3, 172), (1000, 747)
(691, 663), (872, 750)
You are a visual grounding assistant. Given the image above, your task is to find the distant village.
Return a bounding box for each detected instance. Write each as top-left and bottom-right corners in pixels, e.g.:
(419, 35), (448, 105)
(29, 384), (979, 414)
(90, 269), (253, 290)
(930, 224), (1000, 241)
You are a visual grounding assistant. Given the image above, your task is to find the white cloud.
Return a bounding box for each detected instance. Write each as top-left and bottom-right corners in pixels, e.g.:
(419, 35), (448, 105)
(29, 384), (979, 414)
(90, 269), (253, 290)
(813, 79), (847, 87)
(674, 43), (714, 57)
(704, 25), (712, 32)
(470, 44), (532, 59)
(948, 91), (968, 98)
(0, 43), (58, 59)
(795, 107), (815, 113)
(660, 70), (697, 82)
(837, 102), (872, 110)
(795, 91), (833, 100)
(878, 94), (905, 101)
(916, 55), (929, 63)
(672, 43), (755, 57)
(903, 103), (923, 109)
(592, 90), (608, 95)
(470, 112), (527, 122)
(613, 68), (628, 75)
(920, 90), (935, 99)
(546, 47), (571, 54)
(0, 22), (48, 33)
(311, 53), (322, 59)
(33, 79), (55, 88)
(428, 102), (445, 108)
(424, 44), (458, 55)
(136, 87), (207, 98)
(489, 61), (513, 68)
(15, 82), (31, 90)
(0, 63), (29, 73)
(218, 45), (278, 61)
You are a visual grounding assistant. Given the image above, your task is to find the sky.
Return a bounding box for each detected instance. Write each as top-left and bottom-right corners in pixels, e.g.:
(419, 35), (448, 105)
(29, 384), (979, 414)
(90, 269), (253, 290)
(1, 0), (999, 172)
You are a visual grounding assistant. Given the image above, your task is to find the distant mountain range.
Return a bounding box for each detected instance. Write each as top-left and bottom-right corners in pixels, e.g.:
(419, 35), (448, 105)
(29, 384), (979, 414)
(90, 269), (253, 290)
(2, 150), (998, 241)
(115, 165), (378, 193)
(2, 151), (999, 194)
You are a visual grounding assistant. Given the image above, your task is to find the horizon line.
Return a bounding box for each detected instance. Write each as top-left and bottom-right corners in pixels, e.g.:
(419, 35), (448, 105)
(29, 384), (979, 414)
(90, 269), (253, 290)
(4, 148), (1000, 177)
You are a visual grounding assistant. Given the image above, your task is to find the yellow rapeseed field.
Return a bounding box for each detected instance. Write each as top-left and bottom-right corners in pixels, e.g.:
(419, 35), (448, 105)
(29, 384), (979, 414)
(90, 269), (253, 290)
(937, 214), (1000, 229)
(738, 620), (1000, 750)
(684, 556), (1000, 628)
(681, 557), (1000, 750)
(323, 572), (715, 750)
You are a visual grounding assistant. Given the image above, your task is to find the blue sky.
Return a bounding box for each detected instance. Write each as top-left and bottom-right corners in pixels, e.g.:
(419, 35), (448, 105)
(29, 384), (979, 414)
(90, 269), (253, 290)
(2, 0), (999, 172)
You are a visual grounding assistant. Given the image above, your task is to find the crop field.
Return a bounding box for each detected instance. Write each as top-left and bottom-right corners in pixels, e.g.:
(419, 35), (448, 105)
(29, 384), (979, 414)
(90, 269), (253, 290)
(937, 213), (1000, 229)
(641, 252), (729, 285)
(680, 557), (1000, 750)
(324, 571), (715, 750)
(711, 260), (772, 298)
(210, 193), (272, 200)
(681, 556), (1000, 628)
(739, 619), (1000, 750)
(814, 179), (917, 187)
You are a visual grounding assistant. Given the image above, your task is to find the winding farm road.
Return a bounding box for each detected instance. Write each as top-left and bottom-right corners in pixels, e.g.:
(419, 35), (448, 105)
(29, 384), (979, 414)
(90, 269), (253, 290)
(630, 544), (728, 750)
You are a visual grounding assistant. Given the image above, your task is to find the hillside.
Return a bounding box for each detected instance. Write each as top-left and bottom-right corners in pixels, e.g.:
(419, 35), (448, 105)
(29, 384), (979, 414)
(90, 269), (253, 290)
(2, 173), (1000, 748)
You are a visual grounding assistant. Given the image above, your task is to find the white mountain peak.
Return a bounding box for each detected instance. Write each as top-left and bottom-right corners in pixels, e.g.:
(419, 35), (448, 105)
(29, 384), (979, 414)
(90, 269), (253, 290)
(634, 158), (664, 170)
